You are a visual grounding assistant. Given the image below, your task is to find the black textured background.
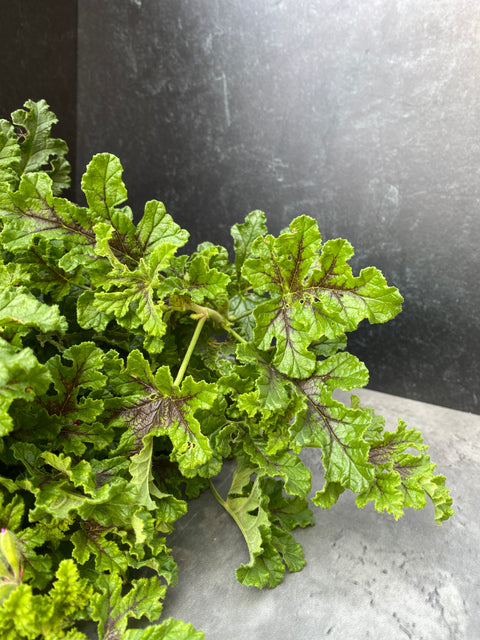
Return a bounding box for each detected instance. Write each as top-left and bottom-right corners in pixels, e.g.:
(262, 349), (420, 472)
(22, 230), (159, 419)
(2, 0), (479, 413)
(0, 0), (77, 199)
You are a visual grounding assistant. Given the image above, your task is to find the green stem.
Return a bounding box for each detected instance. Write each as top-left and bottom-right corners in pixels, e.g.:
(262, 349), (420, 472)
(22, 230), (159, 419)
(208, 479), (227, 508)
(173, 315), (207, 387)
(228, 307), (254, 322)
(225, 325), (247, 344)
(209, 479), (244, 532)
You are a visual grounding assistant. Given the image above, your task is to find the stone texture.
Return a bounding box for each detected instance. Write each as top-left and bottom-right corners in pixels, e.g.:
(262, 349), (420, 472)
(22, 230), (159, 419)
(76, 0), (480, 413)
(160, 389), (480, 639)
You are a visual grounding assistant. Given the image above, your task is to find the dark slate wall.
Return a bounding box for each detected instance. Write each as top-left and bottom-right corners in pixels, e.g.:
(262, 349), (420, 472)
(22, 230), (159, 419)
(77, 0), (480, 414)
(0, 0), (78, 197)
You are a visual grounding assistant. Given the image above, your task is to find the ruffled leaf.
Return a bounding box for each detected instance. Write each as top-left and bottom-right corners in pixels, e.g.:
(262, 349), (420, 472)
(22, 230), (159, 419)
(44, 342), (106, 423)
(124, 618), (205, 640)
(0, 285), (67, 335)
(231, 209), (268, 274)
(242, 215), (403, 377)
(0, 560), (91, 639)
(81, 152), (128, 218)
(116, 351), (217, 476)
(218, 462), (309, 589)
(136, 200), (189, 256)
(0, 339), (52, 435)
(235, 342), (293, 414)
(91, 574), (165, 639)
(292, 353), (374, 493)
(241, 440), (311, 498)
(356, 419), (454, 523)
(0, 172), (94, 252)
(0, 120), (20, 186)
(10, 99), (71, 193)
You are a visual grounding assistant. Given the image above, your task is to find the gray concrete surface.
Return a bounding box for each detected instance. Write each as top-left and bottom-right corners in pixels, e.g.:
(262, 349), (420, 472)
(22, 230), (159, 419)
(161, 389), (479, 639)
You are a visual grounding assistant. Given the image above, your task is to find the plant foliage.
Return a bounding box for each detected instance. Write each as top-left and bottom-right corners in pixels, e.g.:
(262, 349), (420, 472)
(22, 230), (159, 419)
(0, 101), (453, 638)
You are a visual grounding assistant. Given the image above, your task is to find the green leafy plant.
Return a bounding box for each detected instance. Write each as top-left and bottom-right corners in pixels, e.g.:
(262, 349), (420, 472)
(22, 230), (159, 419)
(0, 100), (453, 638)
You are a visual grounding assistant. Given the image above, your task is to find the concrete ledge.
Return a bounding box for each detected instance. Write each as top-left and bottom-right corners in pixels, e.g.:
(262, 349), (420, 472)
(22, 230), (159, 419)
(161, 390), (479, 639)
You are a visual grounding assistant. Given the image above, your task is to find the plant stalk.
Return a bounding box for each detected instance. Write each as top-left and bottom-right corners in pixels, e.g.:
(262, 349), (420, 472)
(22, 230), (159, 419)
(188, 301), (247, 344)
(173, 315), (207, 387)
(225, 326), (247, 344)
(208, 479), (227, 508)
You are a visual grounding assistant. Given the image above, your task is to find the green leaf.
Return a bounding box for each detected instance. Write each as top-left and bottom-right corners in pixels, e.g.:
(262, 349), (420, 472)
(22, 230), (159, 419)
(241, 441), (311, 498)
(235, 538), (285, 589)
(10, 99), (71, 193)
(270, 524), (306, 573)
(40, 452), (96, 495)
(125, 618), (205, 640)
(235, 342), (292, 413)
(116, 352), (216, 475)
(137, 200), (189, 255)
(8, 238), (80, 301)
(159, 247), (231, 307)
(0, 172), (94, 252)
(228, 290), (264, 341)
(308, 237), (404, 330)
(228, 210), (267, 341)
(293, 354), (374, 493)
(310, 334), (348, 358)
(76, 290), (111, 331)
(0, 285), (67, 335)
(262, 478), (314, 531)
(231, 209), (268, 274)
(27, 481), (88, 522)
(313, 350), (370, 392)
(128, 432), (174, 510)
(313, 481), (345, 509)
(0, 560), (91, 639)
(128, 432), (157, 509)
(154, 369), (216, 474)
(251, 297), (318, 378)
(356, 419), (454, 523)
(0, 584), (38, 639)
(223, 469), (272, 587)
(76, 478), (140, 531)
(244, 215), (321, 293)
(427, 473), (454, 523)
(90, 226), (177, 345)
(45, 342), (106, 422)
(71, 526), (129, 574)
(0, 120), (20, 186)
(49, 559), (93, 620)
(242, 215), (403, 377)
(215, 461), (308, 589)
(81, 152), (129, 223)
(184, 251), (230, 304)
(79, 156), (188, 267)
(0, 339), (51, 435)
(0, 494), (24, 532)
(91, 574), (165, 640)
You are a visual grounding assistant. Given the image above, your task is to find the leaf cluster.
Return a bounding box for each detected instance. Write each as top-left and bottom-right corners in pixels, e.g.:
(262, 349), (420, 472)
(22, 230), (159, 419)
(0, 101), (453, 638)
